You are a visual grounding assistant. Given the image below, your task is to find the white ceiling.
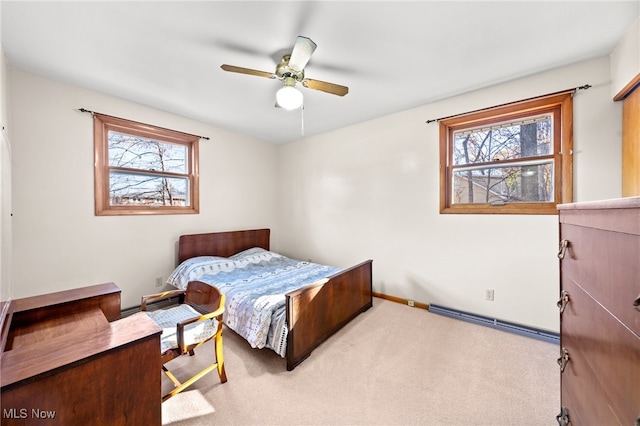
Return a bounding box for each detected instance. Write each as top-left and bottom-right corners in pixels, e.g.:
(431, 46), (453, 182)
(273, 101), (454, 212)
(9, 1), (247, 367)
(2, 1), (638, 144)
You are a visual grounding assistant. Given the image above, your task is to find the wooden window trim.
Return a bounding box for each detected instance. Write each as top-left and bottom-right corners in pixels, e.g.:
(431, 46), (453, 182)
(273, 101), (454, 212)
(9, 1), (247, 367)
(439, 92), (573, 215)
(94, 114), (200, 216)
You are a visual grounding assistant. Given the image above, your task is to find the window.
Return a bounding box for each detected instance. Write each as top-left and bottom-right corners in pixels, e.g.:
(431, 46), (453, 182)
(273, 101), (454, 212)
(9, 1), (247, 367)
(94, 114), (199, 216)
(439, 92), (573, 214)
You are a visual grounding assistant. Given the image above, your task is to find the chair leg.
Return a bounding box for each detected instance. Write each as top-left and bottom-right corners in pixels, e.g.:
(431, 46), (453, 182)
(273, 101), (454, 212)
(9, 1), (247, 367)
(162, 365), (182, 388)
(215, 334), (227, 383)
(162, 362), (221, 402)
(161, 333), (227, 402)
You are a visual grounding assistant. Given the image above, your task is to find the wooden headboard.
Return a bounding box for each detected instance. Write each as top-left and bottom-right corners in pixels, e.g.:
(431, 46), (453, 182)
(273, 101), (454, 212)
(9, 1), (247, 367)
(178, 229), (271, 264)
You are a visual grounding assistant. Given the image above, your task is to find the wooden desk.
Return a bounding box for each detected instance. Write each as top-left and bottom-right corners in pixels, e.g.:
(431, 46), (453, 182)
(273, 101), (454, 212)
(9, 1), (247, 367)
(1, 283), (162, 425)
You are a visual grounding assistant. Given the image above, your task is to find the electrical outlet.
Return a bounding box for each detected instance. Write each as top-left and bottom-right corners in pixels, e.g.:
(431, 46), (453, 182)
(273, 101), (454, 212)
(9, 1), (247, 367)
(408, 300), (415, 307)
(155, 277), (163, 287)
(485, 289), (495, 301)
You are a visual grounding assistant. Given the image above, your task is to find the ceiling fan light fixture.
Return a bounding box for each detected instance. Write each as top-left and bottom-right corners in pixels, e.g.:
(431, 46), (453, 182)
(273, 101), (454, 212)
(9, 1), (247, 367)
(276, 85), (303, 110)
(221, 36), (348, 110)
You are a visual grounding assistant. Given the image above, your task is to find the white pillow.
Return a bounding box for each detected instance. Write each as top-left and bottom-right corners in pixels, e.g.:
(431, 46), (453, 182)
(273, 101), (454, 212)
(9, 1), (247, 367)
(166, 256), (235, 289)
(228, 247), (268, 259)
(229, 247), (284, 265)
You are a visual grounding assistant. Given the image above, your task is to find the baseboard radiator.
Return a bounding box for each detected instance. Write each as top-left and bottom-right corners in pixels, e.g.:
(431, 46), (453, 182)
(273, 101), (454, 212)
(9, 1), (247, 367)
(429, 304), (559, 344)
(120, 296), (180, 318)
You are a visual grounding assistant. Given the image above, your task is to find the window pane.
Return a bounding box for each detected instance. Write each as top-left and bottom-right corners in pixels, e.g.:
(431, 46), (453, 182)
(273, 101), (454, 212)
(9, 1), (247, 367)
(452, 115), (552, 166)
(452, 162), (553, 204)
(109, 171), (189, 206)
(108, 131), (187, 174)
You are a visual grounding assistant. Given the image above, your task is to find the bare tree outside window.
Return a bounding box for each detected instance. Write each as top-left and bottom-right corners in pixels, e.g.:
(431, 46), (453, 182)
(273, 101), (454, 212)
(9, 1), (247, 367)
(451, 116), (553, 205)
(94, 114), (199, 216)
(439, 92), (573, 214)
(108, 132), (188, 206)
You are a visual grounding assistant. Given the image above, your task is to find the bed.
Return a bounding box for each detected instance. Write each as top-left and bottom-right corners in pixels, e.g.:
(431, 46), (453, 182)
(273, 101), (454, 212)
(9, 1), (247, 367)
(167, 228), (373, 371)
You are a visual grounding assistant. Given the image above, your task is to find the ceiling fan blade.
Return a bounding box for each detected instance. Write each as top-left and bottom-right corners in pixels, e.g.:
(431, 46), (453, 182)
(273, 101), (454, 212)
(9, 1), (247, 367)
(220, 64), (276, 79)
(287, 36), (317, 72)
(302, 78), (349, 96)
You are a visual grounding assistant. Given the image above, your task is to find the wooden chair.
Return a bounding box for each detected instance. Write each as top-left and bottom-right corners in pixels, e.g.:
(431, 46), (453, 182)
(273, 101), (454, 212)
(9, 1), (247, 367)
(141, 280), (227, 402)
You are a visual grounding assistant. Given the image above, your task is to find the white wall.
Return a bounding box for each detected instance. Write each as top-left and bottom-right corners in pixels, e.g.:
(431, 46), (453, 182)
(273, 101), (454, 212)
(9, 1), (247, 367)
(277, 57), (622, 333)
(611, 16), (640, 98)
(0, 2), (13, 304)
(9, 69), (279, 308)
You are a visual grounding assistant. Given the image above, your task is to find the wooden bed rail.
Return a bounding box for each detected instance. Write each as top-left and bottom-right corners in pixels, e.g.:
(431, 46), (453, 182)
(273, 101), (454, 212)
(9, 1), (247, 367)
(285, 259), (373, 370)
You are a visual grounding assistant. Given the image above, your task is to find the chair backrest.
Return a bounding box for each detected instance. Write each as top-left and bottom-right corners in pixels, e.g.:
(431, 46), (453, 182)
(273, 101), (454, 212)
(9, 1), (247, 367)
(184, 281), (223, 315)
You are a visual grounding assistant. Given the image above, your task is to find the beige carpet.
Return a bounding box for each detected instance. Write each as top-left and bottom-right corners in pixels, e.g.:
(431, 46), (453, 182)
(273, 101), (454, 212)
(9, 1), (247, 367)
(161, 298), (559, 426)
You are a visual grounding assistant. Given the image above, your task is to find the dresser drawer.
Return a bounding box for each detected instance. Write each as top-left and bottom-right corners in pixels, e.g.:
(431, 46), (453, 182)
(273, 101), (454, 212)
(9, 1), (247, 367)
(560, 223), (640, 336)
(560, 277), (640, 425)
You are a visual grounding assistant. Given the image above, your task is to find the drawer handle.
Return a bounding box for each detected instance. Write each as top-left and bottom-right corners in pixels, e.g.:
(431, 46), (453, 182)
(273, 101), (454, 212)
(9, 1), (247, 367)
(556, 407), (570, 426)
(557, 290), (570, 315)
(634, 295), (640, 312)
(557, 240), (569, 260)
(557, 347), (570, 373)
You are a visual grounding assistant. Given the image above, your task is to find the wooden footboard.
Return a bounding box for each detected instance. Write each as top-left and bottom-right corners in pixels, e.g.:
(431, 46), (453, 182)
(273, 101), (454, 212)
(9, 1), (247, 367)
(285, 259), (373, 370)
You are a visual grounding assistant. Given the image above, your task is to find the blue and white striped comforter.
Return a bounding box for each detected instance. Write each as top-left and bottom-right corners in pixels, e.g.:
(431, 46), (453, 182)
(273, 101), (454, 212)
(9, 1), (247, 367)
(166, 247), (341, 357)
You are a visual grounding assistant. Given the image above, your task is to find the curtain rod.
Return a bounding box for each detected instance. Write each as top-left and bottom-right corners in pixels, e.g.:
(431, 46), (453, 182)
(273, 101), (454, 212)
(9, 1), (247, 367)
(78, 108), (210, 140)
(425, 84), (591, 124)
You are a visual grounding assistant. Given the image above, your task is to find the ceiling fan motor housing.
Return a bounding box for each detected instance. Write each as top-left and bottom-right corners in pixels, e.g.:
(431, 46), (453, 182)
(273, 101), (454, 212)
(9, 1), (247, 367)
(276, 55), (305, 82)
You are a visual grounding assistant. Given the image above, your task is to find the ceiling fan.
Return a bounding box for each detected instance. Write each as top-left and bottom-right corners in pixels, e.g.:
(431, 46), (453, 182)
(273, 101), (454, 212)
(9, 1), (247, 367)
(220, 36), (349, 110)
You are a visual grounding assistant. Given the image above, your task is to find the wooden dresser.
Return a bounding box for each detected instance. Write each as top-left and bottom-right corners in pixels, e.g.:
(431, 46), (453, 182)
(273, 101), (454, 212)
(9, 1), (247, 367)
(556, 197), (640, 425)
(0, 283), (162, 425)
